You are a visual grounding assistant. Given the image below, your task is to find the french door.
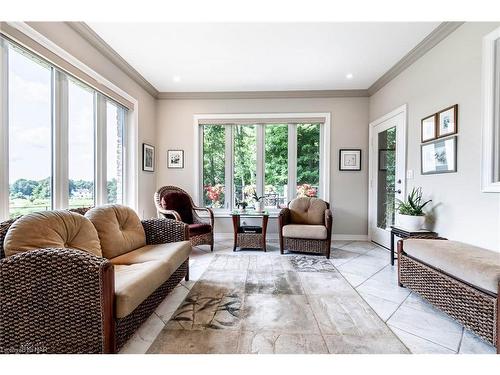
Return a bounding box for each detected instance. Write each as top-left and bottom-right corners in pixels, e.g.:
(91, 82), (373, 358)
(369, 106), (407, 248)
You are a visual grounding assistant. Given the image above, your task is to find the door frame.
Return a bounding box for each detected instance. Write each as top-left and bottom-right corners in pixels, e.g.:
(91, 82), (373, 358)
(368, 104), (407, 246)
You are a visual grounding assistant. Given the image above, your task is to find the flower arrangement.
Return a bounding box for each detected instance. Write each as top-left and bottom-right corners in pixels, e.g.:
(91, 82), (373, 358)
(204, 184), (224, 207)
(297, 184), (317, 198)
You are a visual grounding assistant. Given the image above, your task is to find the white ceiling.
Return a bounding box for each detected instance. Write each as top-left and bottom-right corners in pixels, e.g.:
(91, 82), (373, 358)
(87, 22), (440, 92)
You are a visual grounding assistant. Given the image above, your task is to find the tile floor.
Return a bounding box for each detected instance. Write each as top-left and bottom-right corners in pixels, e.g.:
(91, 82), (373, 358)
(119, 239), (496, 354)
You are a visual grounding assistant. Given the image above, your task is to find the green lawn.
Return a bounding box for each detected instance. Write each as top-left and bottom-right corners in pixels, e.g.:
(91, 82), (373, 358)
(9, 198), (93, 218)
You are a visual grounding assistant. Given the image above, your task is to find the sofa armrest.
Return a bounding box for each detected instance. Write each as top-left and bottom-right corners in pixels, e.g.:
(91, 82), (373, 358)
(141, 218), (189, 245)
(324, 208), (333, 238)
(0, 248), (114, 353)
(278, 208), (291, 229)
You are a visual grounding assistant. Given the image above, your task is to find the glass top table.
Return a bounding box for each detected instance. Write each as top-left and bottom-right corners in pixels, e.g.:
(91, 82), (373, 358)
(231, 210), (269, 217)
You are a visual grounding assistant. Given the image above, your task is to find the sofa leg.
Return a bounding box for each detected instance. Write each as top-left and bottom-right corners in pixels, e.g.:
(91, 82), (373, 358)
(185, 262), (189, 281)
(210, 242), (214, 252)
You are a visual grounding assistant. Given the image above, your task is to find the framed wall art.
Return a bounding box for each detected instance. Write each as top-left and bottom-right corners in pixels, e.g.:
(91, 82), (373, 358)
(437, 104), (458, 138)
(339, 149), (361, 171)
(167, 149), (184, 169)
(421, 114), (437, 142)
(421, 136), (457, 175)
(142, 143), (155, 172)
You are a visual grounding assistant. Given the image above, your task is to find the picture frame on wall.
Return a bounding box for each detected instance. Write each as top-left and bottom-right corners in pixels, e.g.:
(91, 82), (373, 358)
(421, 114), (437, 142)
(142, 143), (155, 172)
(437, 104), (458, 138)
(167, 149), (184, 169)
(421, 136), (457, 175)
(339, 149), (361, 171)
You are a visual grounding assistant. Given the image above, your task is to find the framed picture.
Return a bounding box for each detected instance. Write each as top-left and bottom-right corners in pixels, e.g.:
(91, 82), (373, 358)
(437, 104), (458, 138)
(378, 149), (395, 171)
(339, 149), (361, 171)
(142, 143), (155, 172)
(421, 136), (457, 175)
(167, 150), (184, 169)
(421, 114), (437, 142)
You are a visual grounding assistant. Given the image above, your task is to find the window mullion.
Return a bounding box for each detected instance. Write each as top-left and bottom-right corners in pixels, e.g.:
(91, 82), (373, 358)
(224, 125), (233, 210)
(52, 70), (68, 210)
(95, 93), (107, 206)
(287, 123), (297, 203)
(0, 40), (9, 219)
(256, 124), (264, 200)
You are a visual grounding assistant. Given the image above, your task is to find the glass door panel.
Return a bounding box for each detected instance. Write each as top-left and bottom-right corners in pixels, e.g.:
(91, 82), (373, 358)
(376, 127), (397, 230)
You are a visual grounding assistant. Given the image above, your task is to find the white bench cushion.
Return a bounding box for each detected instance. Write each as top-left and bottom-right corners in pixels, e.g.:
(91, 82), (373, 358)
(282, 224), (327, 240)
(404, 239), (500, 294)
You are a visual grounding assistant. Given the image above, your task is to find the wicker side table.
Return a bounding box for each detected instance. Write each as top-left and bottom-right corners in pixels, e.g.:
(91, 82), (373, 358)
(231, 210), (269, 252)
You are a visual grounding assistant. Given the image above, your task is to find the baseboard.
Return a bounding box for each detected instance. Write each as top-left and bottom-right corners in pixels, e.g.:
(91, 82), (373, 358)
(214, 233), (369, 241)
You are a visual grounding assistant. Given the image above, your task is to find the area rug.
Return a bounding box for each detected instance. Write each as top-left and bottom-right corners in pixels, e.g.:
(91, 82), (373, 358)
(147, 254), (409, 354)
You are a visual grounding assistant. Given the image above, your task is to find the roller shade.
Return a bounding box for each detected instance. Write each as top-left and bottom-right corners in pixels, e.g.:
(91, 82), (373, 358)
(197, 117), (326, 125)
(0, 22), (134, 111)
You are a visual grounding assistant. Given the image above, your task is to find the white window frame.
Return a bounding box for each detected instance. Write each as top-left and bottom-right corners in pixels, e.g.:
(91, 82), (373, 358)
(0, 24), (138, 220)
(194, 112), (331, 215)
(481, 25), (500, 193)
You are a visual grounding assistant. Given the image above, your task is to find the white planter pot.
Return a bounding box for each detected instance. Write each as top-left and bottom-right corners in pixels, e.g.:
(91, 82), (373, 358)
(254, 201), (264, 212)
(397, 214), (425, 231)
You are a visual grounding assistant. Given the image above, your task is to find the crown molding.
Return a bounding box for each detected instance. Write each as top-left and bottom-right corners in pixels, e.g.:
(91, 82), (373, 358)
(66, 22), (159, 98)
(367, 22), (464, 96)
(157, 89), (369, 100)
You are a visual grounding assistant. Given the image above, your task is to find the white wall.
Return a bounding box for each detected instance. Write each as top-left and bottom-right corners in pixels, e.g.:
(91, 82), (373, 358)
(370, 22), (500, 251)
(156, 97), (370, 237)
(27, 22), (158, 218)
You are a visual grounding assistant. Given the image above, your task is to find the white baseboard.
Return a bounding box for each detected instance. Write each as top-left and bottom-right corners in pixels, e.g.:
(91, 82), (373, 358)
(214, 233), (369, 241)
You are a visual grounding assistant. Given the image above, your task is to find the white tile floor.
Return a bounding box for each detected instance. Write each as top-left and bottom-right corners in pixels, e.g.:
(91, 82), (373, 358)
(119, 239), (497, 354)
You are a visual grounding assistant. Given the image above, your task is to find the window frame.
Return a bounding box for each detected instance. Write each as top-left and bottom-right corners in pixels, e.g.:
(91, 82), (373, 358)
(0, 35), (131, 219)
(194, 113), (331, 215)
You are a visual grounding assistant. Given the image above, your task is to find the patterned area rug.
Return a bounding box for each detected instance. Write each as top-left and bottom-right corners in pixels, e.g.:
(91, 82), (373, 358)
(147, 254), (409, 354)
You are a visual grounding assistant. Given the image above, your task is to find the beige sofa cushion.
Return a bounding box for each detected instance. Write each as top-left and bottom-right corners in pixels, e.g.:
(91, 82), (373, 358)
(4, 210), (101, 257)
(112, 241), (191, 318)
(282, 224), (327, 240)
(85, 205), (146, 259)
(404, 239), (500, 294)
(289, 197), (327, 225)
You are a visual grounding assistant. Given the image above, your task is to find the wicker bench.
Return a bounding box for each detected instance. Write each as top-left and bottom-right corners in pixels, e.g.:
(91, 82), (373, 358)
(398, 238), (499, 353)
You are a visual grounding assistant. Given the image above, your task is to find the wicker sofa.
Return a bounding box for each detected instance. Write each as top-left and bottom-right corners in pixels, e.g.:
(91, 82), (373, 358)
(278, 197), (333, 258)
(0, 205), (190, 354)
(398, 238), (499, 353)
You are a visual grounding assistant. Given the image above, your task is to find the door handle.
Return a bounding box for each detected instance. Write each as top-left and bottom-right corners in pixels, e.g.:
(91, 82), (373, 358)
(396, 189), (401, 194)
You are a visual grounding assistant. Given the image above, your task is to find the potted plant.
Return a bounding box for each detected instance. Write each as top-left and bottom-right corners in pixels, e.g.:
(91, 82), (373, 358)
(396, 187), (432, 231)
(252, 190), (265, 212)
(236, 200), (248, 212)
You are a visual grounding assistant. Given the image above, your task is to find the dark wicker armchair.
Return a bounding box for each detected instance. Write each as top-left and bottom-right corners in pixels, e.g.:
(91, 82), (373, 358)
(278, 197), (333, 258)
(0, 208), (189, 354)
(154, 186), (214, 251)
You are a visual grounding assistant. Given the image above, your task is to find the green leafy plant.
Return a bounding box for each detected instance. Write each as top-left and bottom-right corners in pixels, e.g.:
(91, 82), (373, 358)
(252, 189), (264, 202)
(396, 187), (432, 216)
(236, 200), (248, 210)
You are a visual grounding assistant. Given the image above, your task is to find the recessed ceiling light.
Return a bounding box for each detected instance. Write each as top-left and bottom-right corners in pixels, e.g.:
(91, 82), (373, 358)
(346, 73), (354, 79)
(173, 75), (181, 83)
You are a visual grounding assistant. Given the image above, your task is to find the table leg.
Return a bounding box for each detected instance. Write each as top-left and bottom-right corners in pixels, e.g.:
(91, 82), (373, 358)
(262, 215), (268, 252)
(232, 215), (240, 252)
(390, 231), (395, 266)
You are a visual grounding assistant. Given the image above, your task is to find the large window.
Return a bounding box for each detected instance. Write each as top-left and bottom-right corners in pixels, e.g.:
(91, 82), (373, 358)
(8, 46), (52, 217)
(1, 36), (128, 219)
(199, 117), (328, 212)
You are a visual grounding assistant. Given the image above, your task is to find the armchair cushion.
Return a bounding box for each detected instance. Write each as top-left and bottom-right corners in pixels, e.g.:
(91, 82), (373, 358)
(160, 191), (193, 224)
(289, 197), (327, 225)
(85, 205), (146, 259)
(282, 224), (327, 240)
(3, 210), (102, 258)
(188, 223), (212, 237)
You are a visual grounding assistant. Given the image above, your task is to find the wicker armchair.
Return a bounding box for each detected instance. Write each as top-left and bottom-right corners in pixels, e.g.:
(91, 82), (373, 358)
(278, 197), (333, 258)
(0, 209), (189, 354)
(154, 186), (214, 251)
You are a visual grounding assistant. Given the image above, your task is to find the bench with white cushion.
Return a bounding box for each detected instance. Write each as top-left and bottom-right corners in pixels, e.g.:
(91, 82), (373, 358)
(398, 238), (500, 353)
